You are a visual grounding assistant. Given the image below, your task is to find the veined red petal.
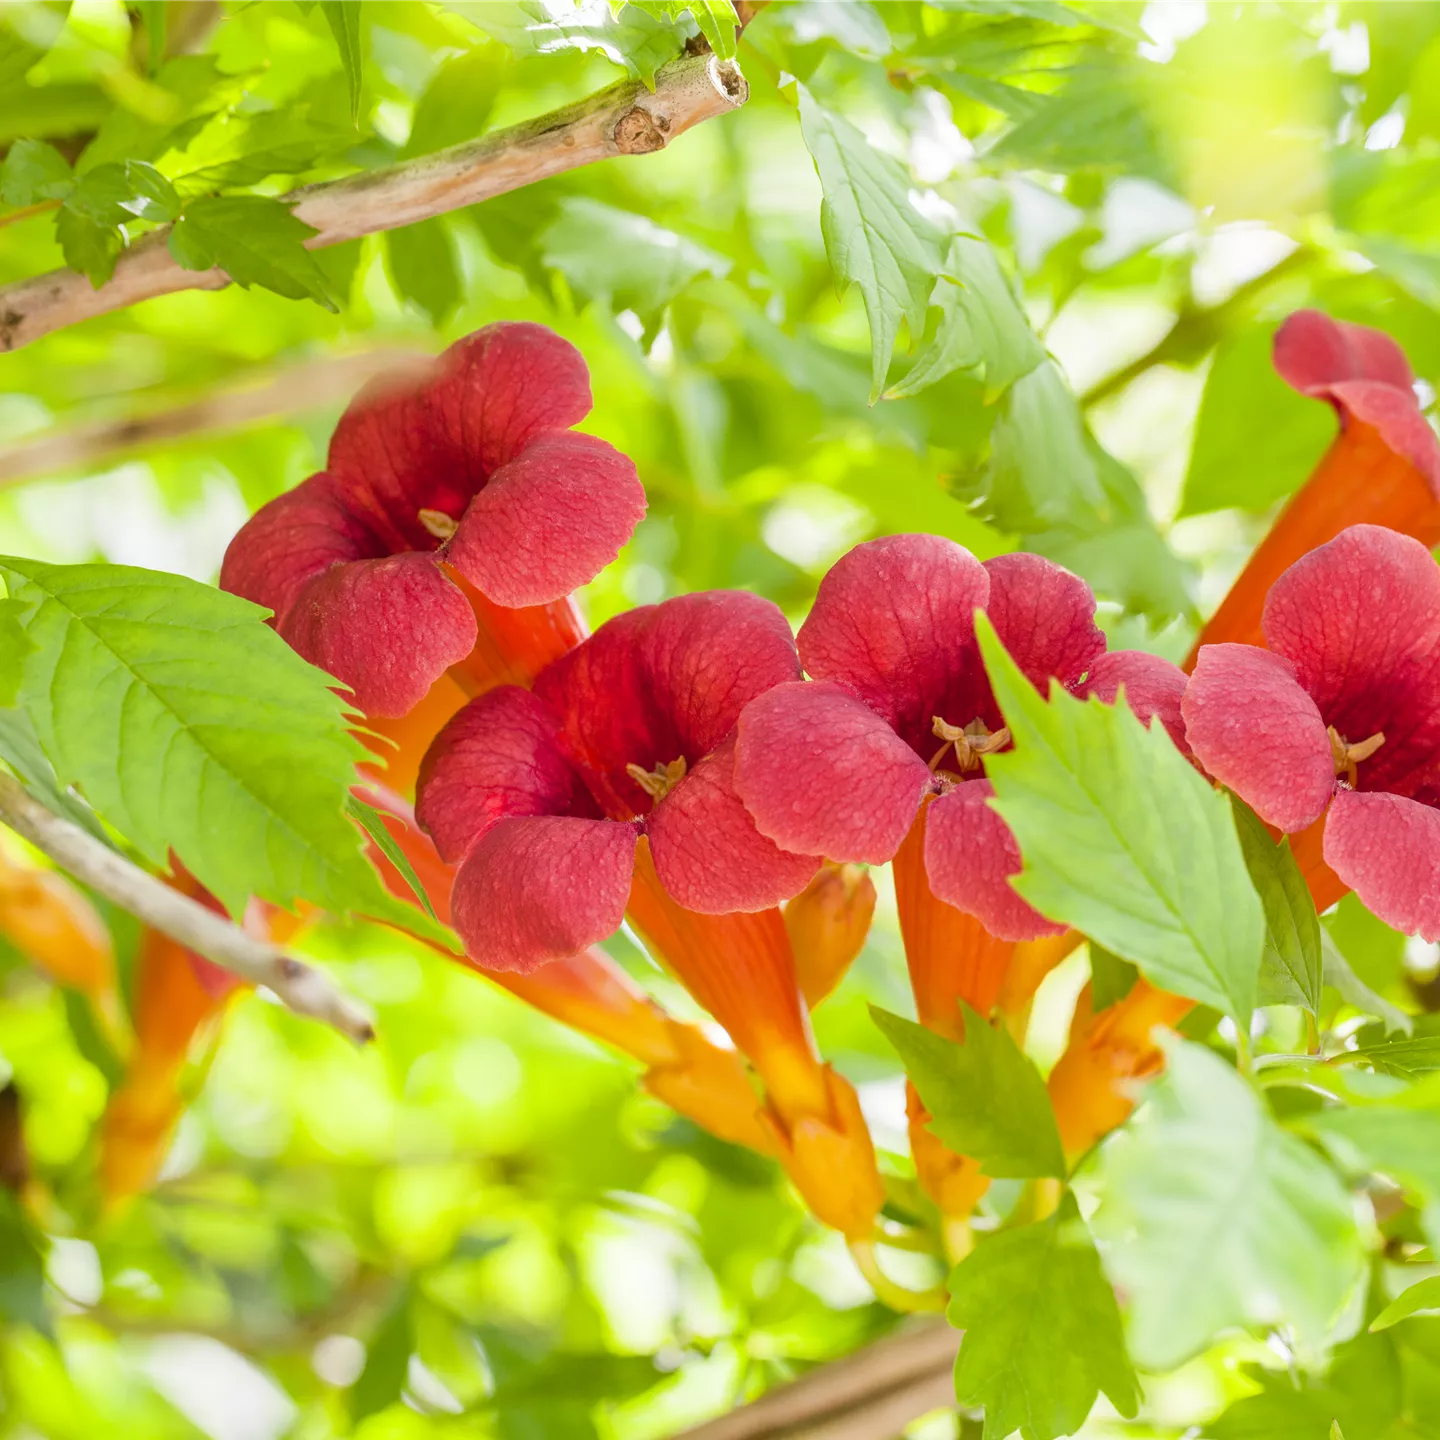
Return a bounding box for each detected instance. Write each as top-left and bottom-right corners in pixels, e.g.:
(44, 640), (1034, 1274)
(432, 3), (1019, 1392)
(450, 816), (636, 972)
(647, 734), (821, 914)
(446, 432), (645, 608)
(280, 552), (476, 719)
(797, 534), (991, 751)
(1323, 790), (1440, 942)
(982, 552), (1105, 698)
(1182, 644), (1334, 833)
(923, 782), (1065, 942)
(1079, 649), (1190, 756)
(415, 686), (594, 864)
(733, 680), (933, 863)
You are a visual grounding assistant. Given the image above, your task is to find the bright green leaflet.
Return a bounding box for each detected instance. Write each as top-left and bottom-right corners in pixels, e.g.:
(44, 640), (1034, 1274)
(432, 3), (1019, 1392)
(871, 1002), (1064, 1179)
(622, 0), (738, 60)
(977, 615), (1264, 1025)
(0, 137), (72, 205)
(948, 1192), (1138, 1440)
(1093, 1040), (1364, 1370)
(1088, 942), (1138, 1010)
(345, 794), (457, 945)
(0, 557), (418, 929)
(319, 1), (364, 125)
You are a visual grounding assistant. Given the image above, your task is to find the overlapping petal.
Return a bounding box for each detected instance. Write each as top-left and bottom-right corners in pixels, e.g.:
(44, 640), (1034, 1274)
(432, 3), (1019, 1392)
(982, 552), (1105, 701)
(1079, 649), (1190, 755)
(1323, 790), (1440, 941)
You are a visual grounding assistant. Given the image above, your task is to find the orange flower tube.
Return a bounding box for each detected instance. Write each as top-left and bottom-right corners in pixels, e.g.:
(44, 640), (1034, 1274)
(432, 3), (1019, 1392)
(0, 848), (115, 1001)
(783, 862), (876, 1008)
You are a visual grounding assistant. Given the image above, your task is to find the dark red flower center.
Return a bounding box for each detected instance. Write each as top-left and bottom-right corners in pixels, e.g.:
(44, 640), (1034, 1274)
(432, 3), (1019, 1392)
(927, 715), (1010, 780)
(1327, 725), (1386, 790)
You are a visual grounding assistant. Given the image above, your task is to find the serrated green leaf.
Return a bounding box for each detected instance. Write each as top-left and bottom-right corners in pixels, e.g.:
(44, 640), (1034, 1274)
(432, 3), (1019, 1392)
(0, 138), (73, 206)
(320, 0), (364, 125)
(385, 219), (460, 325)
(948, 1192), (1138, 1440)
(55, 205), (123, 287)
(798, 86), (948, 401)
(1094, 1039), (1364, 1369)
(871, 1002), (1064, 1179)
(470, 1), (683, 88)
(177, 110), (356, 189)
(345, 794), (448, 936)
(977, 615), (1264, 1025)
(0, 557), (414, 927)
(1230, 795), (1322, 1015)
(169, 196), (336, 311)
(887, 235), (1044, 401)
(66, 160), (180, 224)
(623, 0), (737, 58)
(0, 710), (110, 845)
(1371, 1275), (1440, 1331)
(1088, 943), (1138, 1011)
(0, 598), (35, 708)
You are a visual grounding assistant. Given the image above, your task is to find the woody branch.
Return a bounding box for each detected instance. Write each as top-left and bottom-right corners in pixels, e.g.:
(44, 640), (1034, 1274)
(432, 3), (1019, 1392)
(0, 52), (748, 353)
(0, 771), (374, 1042)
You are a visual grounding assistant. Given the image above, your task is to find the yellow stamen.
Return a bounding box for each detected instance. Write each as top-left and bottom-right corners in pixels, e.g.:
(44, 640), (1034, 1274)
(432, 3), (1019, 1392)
(930, 715), (1010, 773)
(625, 756), (688, 802)
(418, 507), (458, 541)
(1327, 725), (1385, 790)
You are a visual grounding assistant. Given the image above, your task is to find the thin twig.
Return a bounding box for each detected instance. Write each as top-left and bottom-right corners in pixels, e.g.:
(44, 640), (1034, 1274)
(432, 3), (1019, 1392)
(672, 1320), (958, 1440)
(0, 346), (432, 486)
(0, 771), (374, 1042)
(0, 53), (749, 353)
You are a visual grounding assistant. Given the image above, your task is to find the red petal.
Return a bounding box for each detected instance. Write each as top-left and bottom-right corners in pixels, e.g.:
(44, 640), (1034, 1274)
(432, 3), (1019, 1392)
(1324, 789), (1440, 941)
(1263, 524), (1440, 794)
(647, 734), (821, 914)
(534, 591), (801, 817)
(922, 782), (1065, 942)
(446, 432), (645, 607)
(797, 534), (991, 753)
(983, 552), (1105, 695)
(280, 553), (477, 719)
(1182, 644), (1334, 832)
(1079, 649), (1191, 756)
(450, 815), (637, 972)
(1274, 311), (1439, 491)
(328, 322), (594, 553)
(415, 686), (594, 863)
(732, 680), (933, 863)
(220, 472), (382, 624)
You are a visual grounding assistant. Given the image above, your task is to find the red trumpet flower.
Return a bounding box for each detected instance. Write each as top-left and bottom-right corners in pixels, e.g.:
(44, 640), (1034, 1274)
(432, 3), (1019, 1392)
(414, 590), (822, 972)
(1185, 523), (1440, 939)
(221, 323), (644, 719)
(731, 535), (1190, 941)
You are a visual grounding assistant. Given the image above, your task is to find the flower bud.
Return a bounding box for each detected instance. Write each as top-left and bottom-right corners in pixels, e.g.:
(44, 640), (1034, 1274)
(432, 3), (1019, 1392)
(784, 863), (876, 1007)
(0, 849), (114, 997)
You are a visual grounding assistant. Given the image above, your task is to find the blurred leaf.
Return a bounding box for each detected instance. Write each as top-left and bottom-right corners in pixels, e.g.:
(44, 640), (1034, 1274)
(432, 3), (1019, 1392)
(320, 1), (364, 125)
(798, 85), (948, 400)
(0, 137), (73, 206)
(405, 47), (507, 156)
(623, 0), (737, 60)
(1089, 943), (1137, 1010)
(1231, 795), (1322, 1014)
(352, 1285), (412, 1421)
(0, 1190), (48, 1335)
(385, 218), (460, 325)
(132, 0), (168, 73)
(1095, 1039), (1364, 1369)
(1180, 327), (1334, 517)
(169, 196), (336, 310)
(1321, 930), (1414, 1037)
(54, 205), (123, 287)
(948, 1192), (1138, 1440)
(0, 557), (416, 925)
(979, 615), (1263, 1024)
(1345, 1020), (1440, 1078)
(469, 1), (683, 87)
(178, 110), (357, 189)
(871, 1001), (1065, 1179)
(1372, 1276), (1440, 1332)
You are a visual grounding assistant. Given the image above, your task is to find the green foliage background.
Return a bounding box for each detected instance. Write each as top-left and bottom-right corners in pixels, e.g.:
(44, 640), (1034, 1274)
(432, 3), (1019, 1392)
(5, 2), (1440, 1437)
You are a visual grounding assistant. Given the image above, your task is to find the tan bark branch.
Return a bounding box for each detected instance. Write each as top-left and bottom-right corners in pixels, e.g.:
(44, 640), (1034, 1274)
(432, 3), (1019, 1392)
(672, 1320), (959, 1440)
(0, 53), (748, 354)
(0, 346), (432, 486)
(0, 771), (374, 1042)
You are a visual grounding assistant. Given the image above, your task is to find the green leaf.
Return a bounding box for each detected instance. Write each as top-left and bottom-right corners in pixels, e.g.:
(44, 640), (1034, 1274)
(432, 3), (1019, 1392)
(178, 110), (356, 189)
(947, 1192), (1138, 1440)
(0, 597), (35, 708)
(0, 557), (414, 926)
(65, 160), (180, 225)
(346, 795), (441, 928)
(977, 614), (1264, 1025)
(870, 1003), (1064, 1179)
(0, 1190), (49, 1336)
(169, 196), (336, 311)
(539, 197), (729, 333)
(385, 219), (460, 325)
(320, 0), (364, 125)
(54, 205), (123, 287)
(1372, 1275), (1440, 1332)
(1321, 930), (1414, 1037)
(1179, 327), (1334, 518)
(470, 1), (683, 88)
(1094, 1039), (1365, 1369)
(886, 235), (1044, 401)
(404, 48), (507, 157)
(1230, 795), (1322, 1014)
(1088, 943), (1138, 1011)
(0, 710), (110, 845)
(623, 0), (738, 59)
(798, 86), (948, 401)
(351, 1285), (412, 1421)
(0, 138), (73, 206)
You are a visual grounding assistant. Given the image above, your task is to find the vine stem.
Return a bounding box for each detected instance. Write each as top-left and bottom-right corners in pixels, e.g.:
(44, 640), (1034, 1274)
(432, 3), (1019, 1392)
(0, 53), (748, 353)
(0, 771), (375, 1042)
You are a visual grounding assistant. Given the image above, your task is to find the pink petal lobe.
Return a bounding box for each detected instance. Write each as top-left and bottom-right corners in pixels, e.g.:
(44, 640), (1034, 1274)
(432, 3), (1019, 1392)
(1182, 644), (1334, 833)
(732, 680), (933, 864)
(327, 323), (594, 553)
(922, 783), (1065, 942)
(220, 472), (382, 623)
(797, 534), (991, 751)
(446, 431), (646, 607)
(450, 816), (637, 972)
(415, 686), (594, 863)
(279, 553), (476, 719)
(647, 734), (822, 913)
(1324, 789), (1440, 941)
(1079, 650), (1191, 756)
(983, 553), (1105, 694)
